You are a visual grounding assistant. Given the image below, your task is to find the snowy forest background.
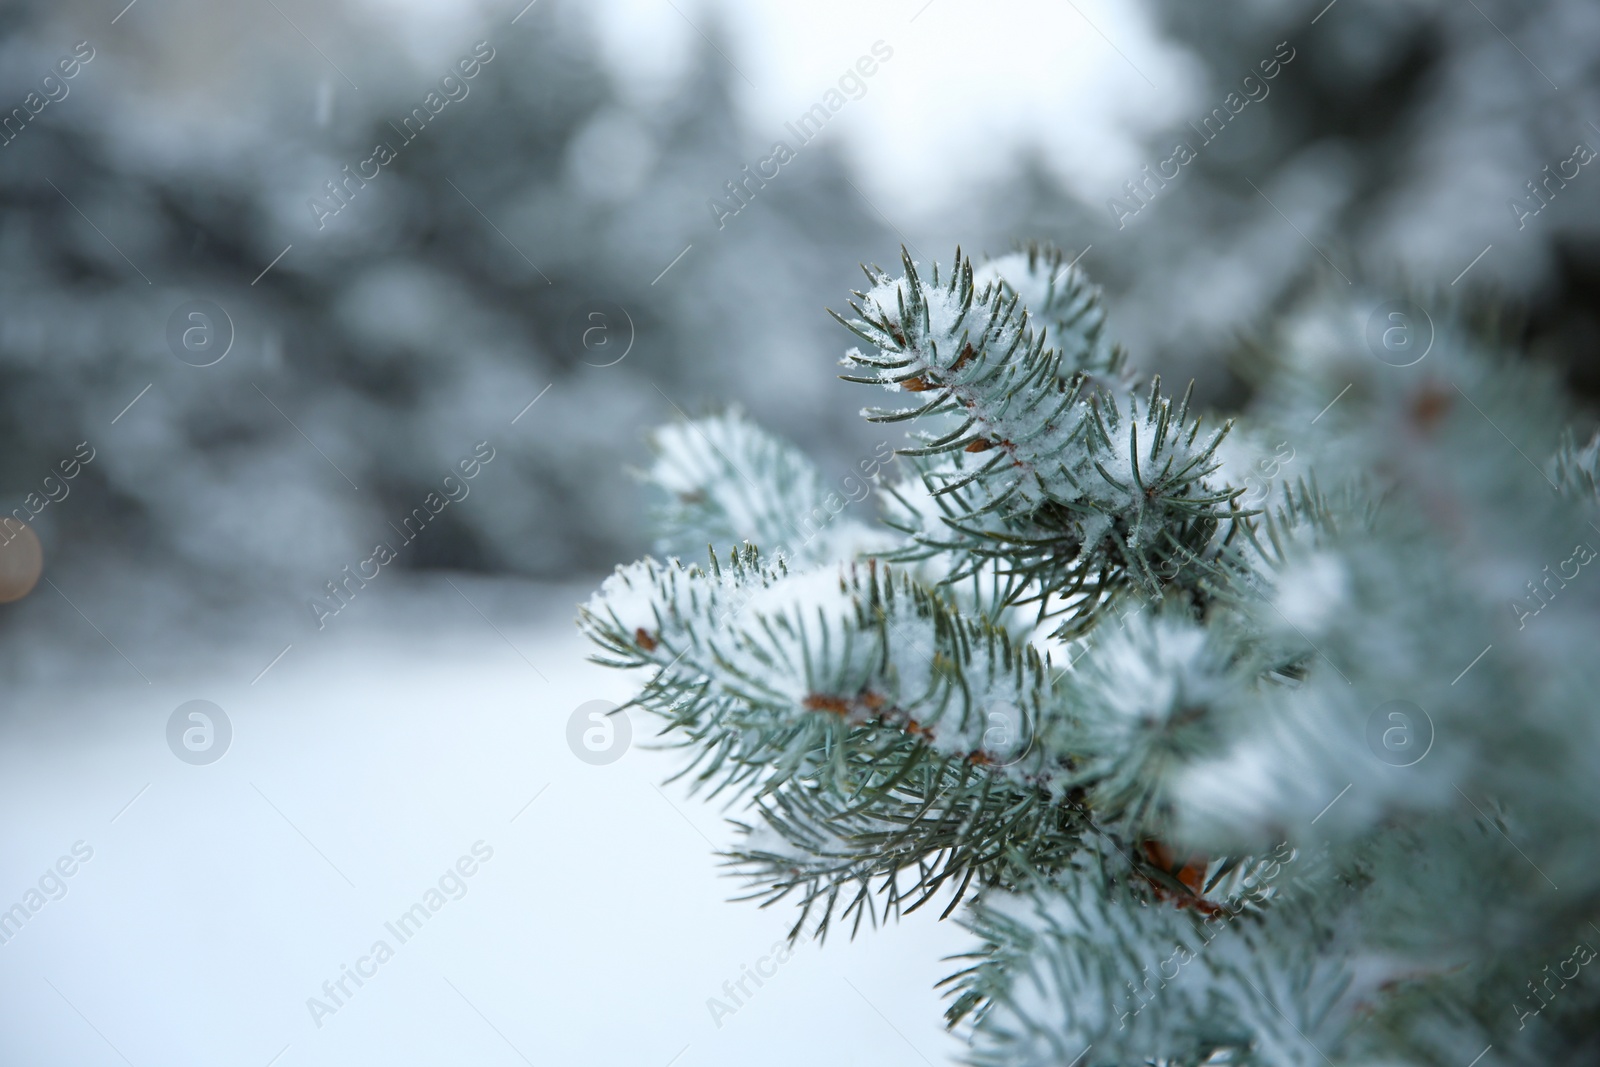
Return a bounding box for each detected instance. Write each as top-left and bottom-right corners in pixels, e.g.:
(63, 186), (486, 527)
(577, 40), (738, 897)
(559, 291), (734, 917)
(2, 0), (1598, 1064)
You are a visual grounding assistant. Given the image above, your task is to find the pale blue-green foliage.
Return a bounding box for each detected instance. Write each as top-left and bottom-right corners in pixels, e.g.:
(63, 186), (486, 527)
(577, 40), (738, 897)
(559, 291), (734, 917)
(1050, 606), (1247, 837)
(953, 856), (1354, 1067)
(585, 250), (1600, 1067)
(1551, 427), (1600, 502)
(1149, 296), (1600, 1064)
(1209, 301), (1600, 859)
(642, 409), (893, 567)
(836, 248), (1242, 628)
(583, 549), (1052, 788)
(971, 245), (1127, 385)
(580, 545), (1083, 938)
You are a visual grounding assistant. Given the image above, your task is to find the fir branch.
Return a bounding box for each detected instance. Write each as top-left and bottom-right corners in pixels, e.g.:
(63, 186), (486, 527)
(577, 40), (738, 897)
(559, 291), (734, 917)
(583, 549), (1100, 929)
(834, 248), (1247, 623)
(1551, 427), (1600, 503)
(641, 408), (891, 565)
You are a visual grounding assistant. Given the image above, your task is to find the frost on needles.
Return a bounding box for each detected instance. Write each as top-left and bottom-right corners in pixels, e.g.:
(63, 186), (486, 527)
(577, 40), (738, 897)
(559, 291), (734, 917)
(581, 244), (1600, 1067)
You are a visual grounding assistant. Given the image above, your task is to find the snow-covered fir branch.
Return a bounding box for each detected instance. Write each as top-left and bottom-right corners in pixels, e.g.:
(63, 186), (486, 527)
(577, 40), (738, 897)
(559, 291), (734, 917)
(585, 245), (1600, 1067)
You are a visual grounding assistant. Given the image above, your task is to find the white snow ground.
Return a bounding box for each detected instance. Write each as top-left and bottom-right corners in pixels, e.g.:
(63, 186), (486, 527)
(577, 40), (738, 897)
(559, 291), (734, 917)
(0, 575), (972, 1066)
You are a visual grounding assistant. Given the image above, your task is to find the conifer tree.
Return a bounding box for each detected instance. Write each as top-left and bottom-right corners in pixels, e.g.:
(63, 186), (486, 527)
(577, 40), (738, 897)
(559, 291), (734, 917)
(583, 244), (1600, 1067)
